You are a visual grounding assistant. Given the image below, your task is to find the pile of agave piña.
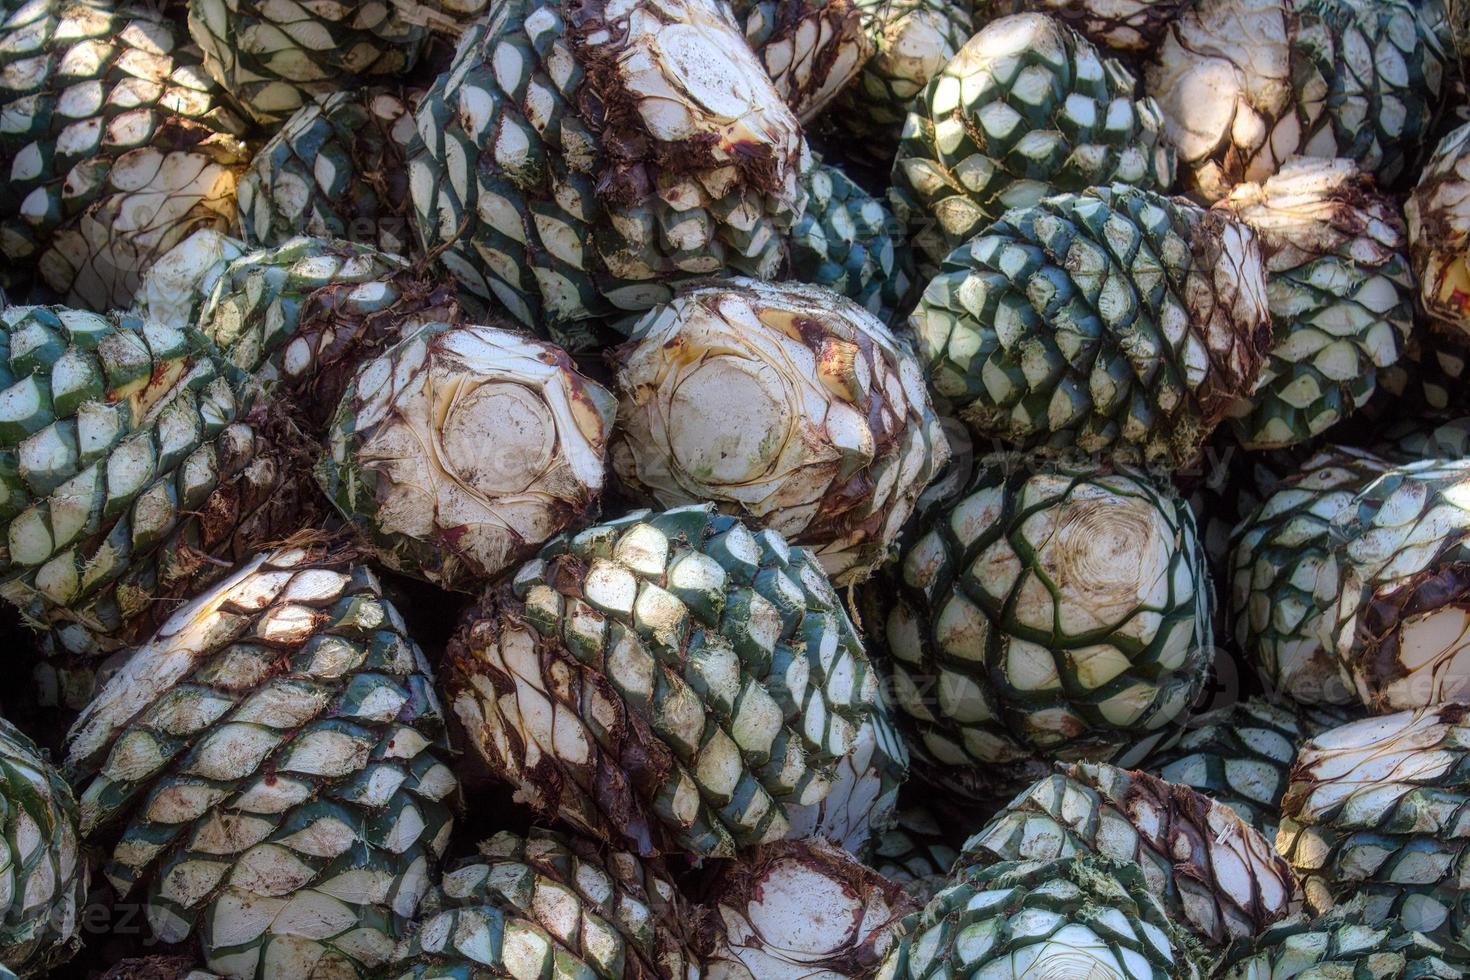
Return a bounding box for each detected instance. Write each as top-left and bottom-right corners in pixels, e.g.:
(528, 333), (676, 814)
(0, 0), (1467, 976)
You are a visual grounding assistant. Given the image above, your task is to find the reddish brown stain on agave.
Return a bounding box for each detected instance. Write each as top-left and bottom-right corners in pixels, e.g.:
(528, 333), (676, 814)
(1356, 563), (1470, 706)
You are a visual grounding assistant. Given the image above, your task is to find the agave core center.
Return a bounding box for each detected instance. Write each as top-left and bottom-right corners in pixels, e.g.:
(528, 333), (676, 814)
(667, 354), (791, 486)
(438, 379), (556, 495)
(646, 23), (756, 126)
(1037, 491), (1171, 626)
(743, 859), (862, 955)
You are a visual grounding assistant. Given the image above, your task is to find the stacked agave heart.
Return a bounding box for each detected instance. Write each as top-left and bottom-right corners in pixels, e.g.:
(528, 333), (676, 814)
(0, 0), (250, 310)
(5, 0), (1470, 975)
(407, 0), (812, 350)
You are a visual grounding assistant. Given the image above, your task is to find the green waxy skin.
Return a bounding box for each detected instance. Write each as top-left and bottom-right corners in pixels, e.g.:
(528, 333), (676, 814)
(871, 806), (960, 904)
(192, 236), (467, 442)
(446, 503), (895, 859)
(1182, 433), (1317, 584)
(874, 857), (1204, 980)
(406, 0), (809, 352)
(1230, 446), (1470, 711)
(1374, 415), (1470, 463)
(0, 0), (250, 311)
(1218, 897), (1469, 980)
(236, 89), (420, 258)
(0, 305), (309, 667)
(890, 13), (1174, 265)
(910, 185), (1272, 468)
(1138, 696), (1353, 840)
(383, 829), (701, 980)
(186, 0), (425, 125)
(1374, 335), (1470, 421)
(65, 546), (458, 980)
(194, 237), (412, 384)
(788, 162), (916, 324)
(1289, 0), (1450, 188)
(819, 0), (976, 171)
(0, 717), (87, 976)
(862, 454), (1213, 797)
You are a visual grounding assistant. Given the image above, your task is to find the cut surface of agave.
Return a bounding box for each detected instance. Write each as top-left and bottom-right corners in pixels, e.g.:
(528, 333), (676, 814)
(446, 503), (890, 858)
(1146, 0), (1450, 200)
(321, 321), (616, 592)
(611, 278), (949, 586)
(65, 545), (459, 980)
(1408, 121), (1470, 349)
(705, 837), (915, 979)
(131, 230), (247, 333)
